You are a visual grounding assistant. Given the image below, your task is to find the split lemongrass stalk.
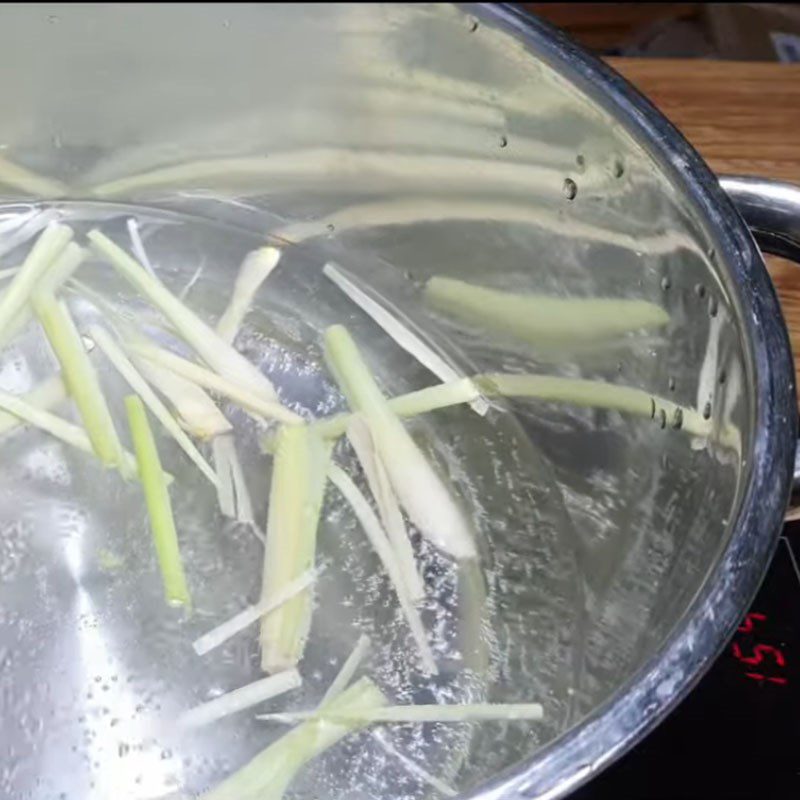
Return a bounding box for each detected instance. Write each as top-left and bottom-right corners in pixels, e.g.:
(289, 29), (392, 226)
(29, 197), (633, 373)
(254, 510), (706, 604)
(35, 295), (126, 469)
(0, 375), (67, 436)
(0, 222), (72, 336)
(347, 416), (424, 603)
(212, 434), (255, 524)
(90, 325), (218, 486)
(259, 702), (544, 725)
(328, 464), (437, 676)
(260, 425), (332, 673)
(372, 731), (458, 798)
(193, 569), (318, 656)
(135, 358), (232, 440)
(425, 276), (670, 345)
(130, 339), (301, 425)
(202, 677), (387, 800)
(312, 376), (481, 439)
(0, 155), (69, 197)
(178, 669), (301, 730)
(125, 395), (191, 608)
(323, 262), (487, 415)
(87, 230), (279, 402)
(324, 324), (476, 561)
(216, 247), (281, 344)
(320, 634), (371, 706)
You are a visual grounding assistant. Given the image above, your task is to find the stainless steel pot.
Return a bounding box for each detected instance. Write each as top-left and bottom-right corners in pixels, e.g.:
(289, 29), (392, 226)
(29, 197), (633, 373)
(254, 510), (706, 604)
(0, 4), (796, 799)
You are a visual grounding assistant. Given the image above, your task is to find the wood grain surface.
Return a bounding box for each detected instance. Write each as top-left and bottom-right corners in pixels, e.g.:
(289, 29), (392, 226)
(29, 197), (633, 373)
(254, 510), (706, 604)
(609, 59), (800, 385)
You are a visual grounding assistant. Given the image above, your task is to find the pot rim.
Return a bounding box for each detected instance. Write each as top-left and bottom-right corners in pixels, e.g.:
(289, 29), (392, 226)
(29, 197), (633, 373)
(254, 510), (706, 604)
(463, 5), (797, 799)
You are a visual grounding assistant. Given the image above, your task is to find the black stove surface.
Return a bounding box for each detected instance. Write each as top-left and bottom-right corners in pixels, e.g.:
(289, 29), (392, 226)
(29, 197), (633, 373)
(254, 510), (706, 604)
(572, 523), (800, 799)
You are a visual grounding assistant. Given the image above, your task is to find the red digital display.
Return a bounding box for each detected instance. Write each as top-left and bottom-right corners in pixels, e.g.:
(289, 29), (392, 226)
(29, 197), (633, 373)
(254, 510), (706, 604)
(731, 612), (788, 685)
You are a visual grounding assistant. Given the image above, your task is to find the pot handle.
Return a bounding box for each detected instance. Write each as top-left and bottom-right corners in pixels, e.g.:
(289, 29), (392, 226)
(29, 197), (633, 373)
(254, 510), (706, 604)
(719, 175), (800, 513)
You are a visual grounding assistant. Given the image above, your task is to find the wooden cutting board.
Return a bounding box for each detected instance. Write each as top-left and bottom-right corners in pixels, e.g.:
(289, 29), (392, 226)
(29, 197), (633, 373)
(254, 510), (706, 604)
(609, 58), (800, 388)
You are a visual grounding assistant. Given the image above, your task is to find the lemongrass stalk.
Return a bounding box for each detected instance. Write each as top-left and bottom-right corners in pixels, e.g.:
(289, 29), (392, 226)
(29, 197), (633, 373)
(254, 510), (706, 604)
(178, 669), (301, 730)
(325, 324), (476, 561)
(0, 267), (19, 280)
(130, 339), (301, 424)
(125, 395), (191, 608)
(425, 276), (669, 345)
(35, 294), (125, 468)
(260, 702), (544, 725)
(216, 247), (281, 344)
(212, 433), (254, 523)
(0, 222), (72, 336)
(321, 634), (371, 706)
(372, 731), (458, 798)
(202, 677), (386, 800)
(0, 155), (69, 197)
(0, 375), (67, 436)
(192, 568), (318, 656)
(0, 389), (140, 479)
(135, 358), (232, 440)
(260, 425), (332, 672)
(323, 262), (487, 415)
(347, 416), (424, 603)
(86, 230), (278, 401)
(311, 376), (481, 439)
(90, 324), (218, 486)
(328, 464), (437, 675)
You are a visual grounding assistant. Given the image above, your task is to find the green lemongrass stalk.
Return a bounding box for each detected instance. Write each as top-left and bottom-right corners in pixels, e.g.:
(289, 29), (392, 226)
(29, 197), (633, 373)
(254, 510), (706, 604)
(193, 568), (318, 656)
(0, 155), (69, 197)
(216, 247), (281, 344)
(0, 375), (67, 436)
(320, 634), (371, 706)
(134, 358), (232, 440)
(328, 464), (437, 675)
(324, 324), (476, 561)
(35, 295), (125, 468)
(0, 222), (72, 336)
(260, 425), (332, 673)
(87, 230), (278, 402)
(425, 276), (670, 345)
(212, 433), (254, 523)
(125, 395), (191, 608)
(0, 389), (139, 479)
(259, 702), (544, 725)
(202, 677), (387, 800)
(130, 339), (301, 425)
(177, 669), (301, 730)
(347, 416), (424, 603)
(90, 325), (218, 486)
(323, 262), (487, 416)
(311, 377), (480, 439)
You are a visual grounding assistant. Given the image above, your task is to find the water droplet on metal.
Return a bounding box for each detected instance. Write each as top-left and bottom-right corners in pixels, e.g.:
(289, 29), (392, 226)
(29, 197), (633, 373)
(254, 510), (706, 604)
(668, 376), (676, 391)
(468, 17), (479, 32)
(694, 283), (706, 299)
(563, 178), (577, 200)
(498, 135), (508, 148)
(611, 156), (625, 178)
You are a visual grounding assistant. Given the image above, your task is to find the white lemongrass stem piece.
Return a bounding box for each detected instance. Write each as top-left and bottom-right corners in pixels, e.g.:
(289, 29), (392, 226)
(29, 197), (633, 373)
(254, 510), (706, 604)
(211, 433), (254, 523)
(90, 324), (218, 486)
(323, 262), (486, 415)
(0, 267), (20, 280)
(424, 276), (670, 345)
(216, 247), (281, 344)
(86, 230), (278, 401)
(0, 222), (73, 336)
(0, 375), (67, 436)
(35, 295), (126, 469)
(178, 669), (301, 730)
(372, 731), (457, 798)
(0, 155), (69, 197)
(312, 377), (481, 440)
(127, 217), (157, 276)
(135, 358), (232, 440)
(347, 416), (424, 603)
(260, 702), (544, 725)
(131, 340), (301, 424)
(321, 634), (371, 706)
(193, 569), (318, 657)
(260, 425), (332, 673)
(328, 464), (437, 676)
(324, 324), (476, 561)
(202, 677), (386, 800)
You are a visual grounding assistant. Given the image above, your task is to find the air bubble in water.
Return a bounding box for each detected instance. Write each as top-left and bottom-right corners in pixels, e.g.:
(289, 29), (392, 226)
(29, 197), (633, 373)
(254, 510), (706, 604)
(562, 178), (577, 200)
(660, 275), (671, 291)
(703, 401), (712, 420)
(658, 408), (667, 429)
(672, 408), (683, 430)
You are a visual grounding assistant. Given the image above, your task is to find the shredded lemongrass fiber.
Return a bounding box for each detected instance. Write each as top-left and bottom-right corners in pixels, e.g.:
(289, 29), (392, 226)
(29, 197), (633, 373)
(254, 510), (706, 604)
(320, 634), (371, 705)
(0, 375), (67, 436)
